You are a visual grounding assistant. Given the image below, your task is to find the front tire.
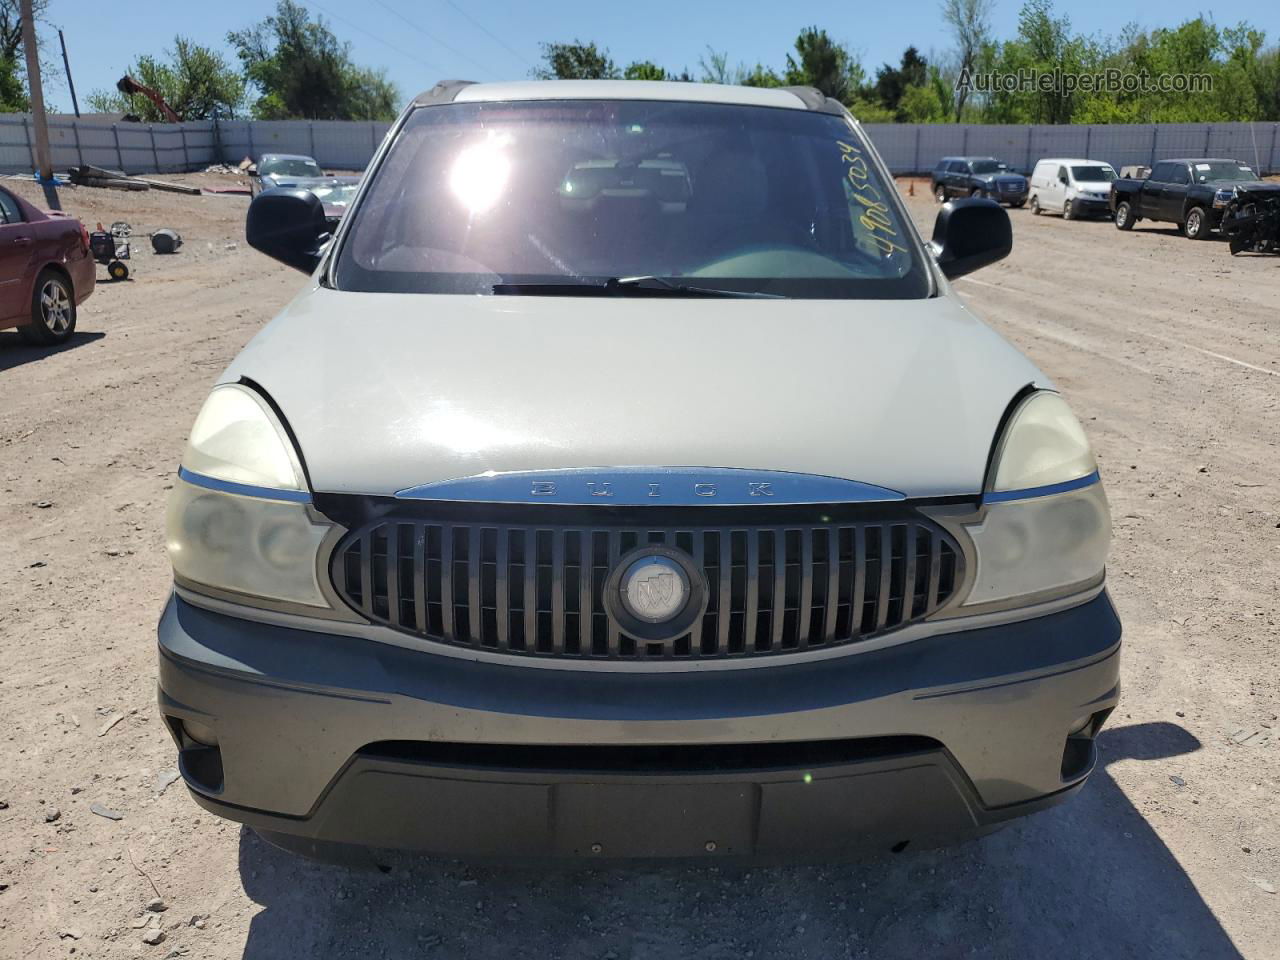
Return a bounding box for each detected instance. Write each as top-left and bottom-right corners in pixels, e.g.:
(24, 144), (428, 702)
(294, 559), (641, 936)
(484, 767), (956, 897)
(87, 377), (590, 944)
(1063, 200), (1074, 220)
(970, 187), (984, 198)
(1030, 195), (1041, 215)
(934, 184), (946, 203)
(1114, 201), (1135, 231)
(1184, 206), (1210, 240)
(18, 270), (76, 346)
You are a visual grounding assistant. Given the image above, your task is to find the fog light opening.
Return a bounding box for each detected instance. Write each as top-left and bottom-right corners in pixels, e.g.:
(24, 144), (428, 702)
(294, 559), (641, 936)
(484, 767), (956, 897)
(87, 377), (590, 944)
(1061, 707), (1112, 782)
(182, 719), (219, 747)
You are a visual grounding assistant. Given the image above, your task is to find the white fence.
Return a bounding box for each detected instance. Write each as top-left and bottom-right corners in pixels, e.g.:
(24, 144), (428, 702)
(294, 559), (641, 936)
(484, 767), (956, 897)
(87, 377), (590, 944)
(0, 114), (389, 175)
(863, 121), (1280, 175)
(0, 113), (1276, 177)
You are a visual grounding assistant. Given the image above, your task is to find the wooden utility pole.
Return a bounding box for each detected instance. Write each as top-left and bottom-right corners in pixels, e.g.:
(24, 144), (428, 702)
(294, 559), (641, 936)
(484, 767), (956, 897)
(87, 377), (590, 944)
(20, 0), (60, 208)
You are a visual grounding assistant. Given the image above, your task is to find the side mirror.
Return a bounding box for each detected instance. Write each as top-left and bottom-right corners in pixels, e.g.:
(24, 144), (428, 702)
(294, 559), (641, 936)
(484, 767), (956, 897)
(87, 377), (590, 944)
(246, 188), (330, 274)
(930, 197), (1012, 280)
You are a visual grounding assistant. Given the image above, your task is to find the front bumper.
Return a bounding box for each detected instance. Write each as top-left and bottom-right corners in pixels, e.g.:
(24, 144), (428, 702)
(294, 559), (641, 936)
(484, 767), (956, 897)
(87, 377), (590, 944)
(157, 591), (1121, 858)
(1070, 198), (1112, 216)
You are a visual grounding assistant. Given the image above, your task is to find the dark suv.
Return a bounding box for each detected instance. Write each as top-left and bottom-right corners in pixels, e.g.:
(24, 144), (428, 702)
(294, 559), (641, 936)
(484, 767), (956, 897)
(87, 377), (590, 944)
(932, 157), (1028, 208)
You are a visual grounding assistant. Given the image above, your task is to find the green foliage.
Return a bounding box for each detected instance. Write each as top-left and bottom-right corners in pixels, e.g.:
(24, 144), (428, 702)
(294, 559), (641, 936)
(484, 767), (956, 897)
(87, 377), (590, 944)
(974, 3), (1279, 123)
(738, 63), (784, 88)
(86, 37), (245, 121)
(698, 47), (732, 85)
(871, 47), (930, 120)
(228, 0), (398, 120)
(624, 61), (668, 81)
(0, 53), (26, 111)
(533, 41), (618, 80)
(785, 27), (862, 102)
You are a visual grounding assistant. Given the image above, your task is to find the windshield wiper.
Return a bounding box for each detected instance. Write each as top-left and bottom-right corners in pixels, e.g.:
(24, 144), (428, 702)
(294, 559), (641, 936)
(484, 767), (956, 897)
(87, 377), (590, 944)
(492, 276), (785, 299)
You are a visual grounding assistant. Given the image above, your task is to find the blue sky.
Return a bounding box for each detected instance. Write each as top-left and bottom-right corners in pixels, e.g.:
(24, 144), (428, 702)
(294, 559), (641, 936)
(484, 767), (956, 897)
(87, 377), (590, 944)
(43, 0), (1279, 114)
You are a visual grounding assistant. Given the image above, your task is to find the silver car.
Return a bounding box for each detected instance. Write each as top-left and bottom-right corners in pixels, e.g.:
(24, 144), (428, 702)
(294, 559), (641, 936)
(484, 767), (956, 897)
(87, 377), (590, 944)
(158, 80), (1119, 860)
(248, 153), (323, 196)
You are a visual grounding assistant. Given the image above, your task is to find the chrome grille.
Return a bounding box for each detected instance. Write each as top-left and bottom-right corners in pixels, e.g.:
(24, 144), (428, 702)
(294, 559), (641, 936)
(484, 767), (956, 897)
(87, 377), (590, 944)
(331, 515), (962, 661)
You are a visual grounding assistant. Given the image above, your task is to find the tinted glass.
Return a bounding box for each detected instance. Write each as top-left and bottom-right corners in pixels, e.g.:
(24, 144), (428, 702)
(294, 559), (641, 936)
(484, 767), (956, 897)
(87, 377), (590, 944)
(969, 159), (1001, 174)
(1071, 165), (1116, 182)
(1149, 163), (1175, 183)
(0, 190), (21, 224)
(1191, 161), (1256, 183)
(260, 157), (322, 178)
(335, 100), (930, 299)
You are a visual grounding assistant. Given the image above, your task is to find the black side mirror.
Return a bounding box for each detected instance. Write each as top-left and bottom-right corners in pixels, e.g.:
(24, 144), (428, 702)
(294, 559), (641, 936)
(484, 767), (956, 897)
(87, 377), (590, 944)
(246, 188), (329, 274)
(930, 197), (1012, 280)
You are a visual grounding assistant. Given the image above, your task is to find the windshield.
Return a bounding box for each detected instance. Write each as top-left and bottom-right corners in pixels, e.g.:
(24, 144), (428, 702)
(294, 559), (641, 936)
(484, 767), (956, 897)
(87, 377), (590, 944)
(334, 100), (929, 299)
(1192, 161), (1256, 184)
(970, 160), (1004, 174)
(1071, 165), (1116, 182)
(261, 157), (322, 178)
(310, 182), (360, 207)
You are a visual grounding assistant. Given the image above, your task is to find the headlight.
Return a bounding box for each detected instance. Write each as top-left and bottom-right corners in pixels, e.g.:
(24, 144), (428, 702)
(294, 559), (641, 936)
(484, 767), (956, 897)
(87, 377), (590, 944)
(166, 384), (334, 609)
(962, 391), (1110, 607)
(1213, 188), (1235, 208)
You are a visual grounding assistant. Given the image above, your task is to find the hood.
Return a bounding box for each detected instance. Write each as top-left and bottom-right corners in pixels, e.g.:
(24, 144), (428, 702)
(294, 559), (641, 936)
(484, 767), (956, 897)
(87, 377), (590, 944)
(221, 290), (1046, 499)
(1213, 180), (1280, 192)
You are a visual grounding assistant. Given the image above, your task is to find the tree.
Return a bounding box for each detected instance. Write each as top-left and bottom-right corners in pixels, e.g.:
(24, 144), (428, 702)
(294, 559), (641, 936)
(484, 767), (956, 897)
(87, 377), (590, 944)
(0, 0), (51, 112)
(533, 41), (618, 79)
(229, 0), (399, 120)
(739, 63), (784, 87)
(784, 27), (863, 103)
(624, 60), (667, 81)
(699, 47), (732, 84)
(86, 37), (245, 121)
(941, 0), (994, 120)
(871, 46), (929, 119)
(0, 56), (23, 110)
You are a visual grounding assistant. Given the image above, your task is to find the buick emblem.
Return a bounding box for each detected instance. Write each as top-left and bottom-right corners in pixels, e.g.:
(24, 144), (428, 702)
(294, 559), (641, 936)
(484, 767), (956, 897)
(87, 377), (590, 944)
(620, 555), (689, 624)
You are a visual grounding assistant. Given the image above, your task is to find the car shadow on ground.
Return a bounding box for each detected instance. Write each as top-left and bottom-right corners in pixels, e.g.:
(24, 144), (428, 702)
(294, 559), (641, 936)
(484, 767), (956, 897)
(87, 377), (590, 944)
(0, 330), (105, 371)
(236, 722), (1241, 960)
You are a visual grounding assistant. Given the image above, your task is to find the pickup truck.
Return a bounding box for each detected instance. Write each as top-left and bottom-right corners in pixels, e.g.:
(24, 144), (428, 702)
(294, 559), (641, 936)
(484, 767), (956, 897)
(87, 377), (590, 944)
(1111, 157), (1280, 240)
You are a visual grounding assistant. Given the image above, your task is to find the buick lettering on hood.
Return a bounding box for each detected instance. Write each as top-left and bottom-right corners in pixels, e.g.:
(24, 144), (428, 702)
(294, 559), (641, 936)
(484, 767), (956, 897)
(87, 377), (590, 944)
(156, 79), (1120, 861)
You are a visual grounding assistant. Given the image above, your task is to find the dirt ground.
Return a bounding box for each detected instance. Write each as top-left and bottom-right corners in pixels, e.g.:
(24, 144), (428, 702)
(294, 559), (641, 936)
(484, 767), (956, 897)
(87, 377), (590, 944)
(0, 171), (1277, 960)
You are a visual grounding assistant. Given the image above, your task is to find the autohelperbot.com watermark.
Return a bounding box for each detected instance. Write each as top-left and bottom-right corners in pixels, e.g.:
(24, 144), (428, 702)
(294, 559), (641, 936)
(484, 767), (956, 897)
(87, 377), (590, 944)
(956, 68), (1213, 96)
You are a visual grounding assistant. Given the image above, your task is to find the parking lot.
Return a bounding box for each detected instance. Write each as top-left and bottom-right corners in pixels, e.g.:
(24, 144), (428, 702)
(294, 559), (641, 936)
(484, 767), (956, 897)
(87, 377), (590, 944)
(0, 172), (1277, 959)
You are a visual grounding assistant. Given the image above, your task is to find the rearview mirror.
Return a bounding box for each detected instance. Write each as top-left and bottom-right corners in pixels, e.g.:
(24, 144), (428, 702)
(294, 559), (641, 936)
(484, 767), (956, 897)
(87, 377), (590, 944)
(930, 198), (1012, 280)
(246, 188), (330, 274)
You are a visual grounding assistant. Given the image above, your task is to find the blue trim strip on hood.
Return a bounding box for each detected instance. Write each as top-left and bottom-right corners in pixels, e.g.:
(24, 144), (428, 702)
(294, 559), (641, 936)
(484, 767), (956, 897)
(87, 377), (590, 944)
(396, 467), (907, 506)
(178, 466), (312, 504)
(984, 470), (1100, 504)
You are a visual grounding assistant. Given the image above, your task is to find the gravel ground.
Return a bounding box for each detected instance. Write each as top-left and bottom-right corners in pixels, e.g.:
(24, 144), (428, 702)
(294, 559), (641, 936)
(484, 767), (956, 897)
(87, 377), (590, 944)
(0, 173), (1276, 959)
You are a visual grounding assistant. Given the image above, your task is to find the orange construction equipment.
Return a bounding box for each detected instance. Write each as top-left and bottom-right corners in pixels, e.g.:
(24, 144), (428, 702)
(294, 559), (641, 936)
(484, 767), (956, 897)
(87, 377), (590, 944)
(116, 75), (181, 123)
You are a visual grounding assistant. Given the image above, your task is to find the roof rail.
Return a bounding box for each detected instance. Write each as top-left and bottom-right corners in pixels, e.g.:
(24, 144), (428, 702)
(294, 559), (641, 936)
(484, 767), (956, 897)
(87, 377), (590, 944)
(412, 80), (477, 107)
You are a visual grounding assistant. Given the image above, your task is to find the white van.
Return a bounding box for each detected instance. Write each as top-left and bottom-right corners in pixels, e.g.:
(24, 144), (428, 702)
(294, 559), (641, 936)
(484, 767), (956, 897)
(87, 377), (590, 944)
(1029, 158), (1118, 219)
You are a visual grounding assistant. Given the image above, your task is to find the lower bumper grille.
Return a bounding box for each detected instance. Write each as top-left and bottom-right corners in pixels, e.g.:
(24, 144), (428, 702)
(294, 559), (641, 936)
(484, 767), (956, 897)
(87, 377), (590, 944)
(331, 514), (962, 661)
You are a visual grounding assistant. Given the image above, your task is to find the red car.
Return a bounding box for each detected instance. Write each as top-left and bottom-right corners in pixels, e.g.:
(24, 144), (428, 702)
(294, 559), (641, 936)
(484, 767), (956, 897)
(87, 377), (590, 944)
(0, 185), (95, 345)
